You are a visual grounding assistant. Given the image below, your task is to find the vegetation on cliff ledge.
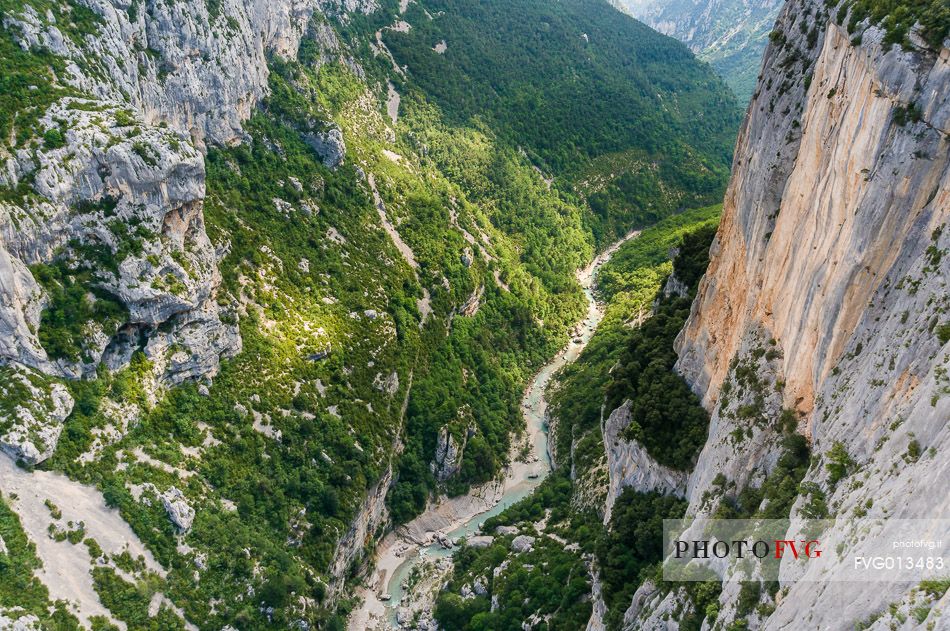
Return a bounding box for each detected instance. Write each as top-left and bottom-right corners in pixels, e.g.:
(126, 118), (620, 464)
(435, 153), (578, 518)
(833, 0), (950, 48)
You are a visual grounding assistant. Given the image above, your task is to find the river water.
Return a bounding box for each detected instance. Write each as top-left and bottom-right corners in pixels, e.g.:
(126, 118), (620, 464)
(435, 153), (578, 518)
(352, 230), (639, 629)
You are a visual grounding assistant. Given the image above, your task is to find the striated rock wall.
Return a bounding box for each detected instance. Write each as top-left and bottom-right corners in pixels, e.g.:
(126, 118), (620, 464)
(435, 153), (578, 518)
(655, 0), (950, 628)
(675, 4), (949, 417)
(328, 458), (394, 598)
(4, 0), (330, 147)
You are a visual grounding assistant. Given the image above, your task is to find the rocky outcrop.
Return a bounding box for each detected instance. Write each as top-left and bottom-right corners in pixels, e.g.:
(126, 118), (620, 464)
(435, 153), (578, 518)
(161, 486), (195, 532)
(0, 609), (42, 631)
(457, 284), (483, 317)
(586, 560), (608, 631)
(682, 329), (788, 508)
(0, 363), (73, 465)
(659, 254), (689, 299)
(620, 581), (686, 631)
(3, 0), (327, 148)
(327, 454), (394, 598)
(510, 535), (535, 553)
(431, 425), (470, 482)
(654, 1), (950, 628)
(303, 127), (347, 168)
(0, 99), (240, 385)
(602, 401), (688, 522)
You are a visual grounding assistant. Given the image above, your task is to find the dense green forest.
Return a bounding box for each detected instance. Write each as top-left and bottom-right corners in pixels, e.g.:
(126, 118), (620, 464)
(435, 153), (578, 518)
(384, 0), (740, 242)
(547, 205), (719, 473)
(364, 0), (740, 520)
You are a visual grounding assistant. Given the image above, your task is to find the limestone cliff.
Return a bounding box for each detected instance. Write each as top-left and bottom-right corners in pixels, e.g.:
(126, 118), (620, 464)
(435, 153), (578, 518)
(602, 401), (687, 523)
(628, 0), (950, 627)
(0, 0), (364, 462)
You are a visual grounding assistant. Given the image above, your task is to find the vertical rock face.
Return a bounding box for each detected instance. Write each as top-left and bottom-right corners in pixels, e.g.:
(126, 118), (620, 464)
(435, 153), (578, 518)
(602, 401), (687, 522)
(432, 425), (468, 482)
(328, 456), (394, 598)
(666, 0), (949, 627)
(676, 1), (949, 420)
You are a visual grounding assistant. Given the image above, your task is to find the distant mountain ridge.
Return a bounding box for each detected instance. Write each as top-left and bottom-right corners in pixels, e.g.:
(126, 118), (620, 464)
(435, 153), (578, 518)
(612, 0), (783, 102)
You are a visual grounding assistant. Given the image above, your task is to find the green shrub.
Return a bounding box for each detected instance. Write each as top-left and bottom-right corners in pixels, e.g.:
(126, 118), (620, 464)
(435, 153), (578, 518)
(597, 490), (688, 629)
(736, 581), (761, 617)
(825, 441), (855, 485)
(43, 127), (66, 148)
(31, 258), (128, 362)
(836, 0), (950, 49)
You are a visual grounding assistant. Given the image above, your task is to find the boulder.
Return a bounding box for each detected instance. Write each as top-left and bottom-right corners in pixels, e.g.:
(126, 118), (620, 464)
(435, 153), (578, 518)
(511, 535), (535, 553)
(161, 486), (195, 532)
(473, 576), (488, 596)
(466, 535), (494, 549)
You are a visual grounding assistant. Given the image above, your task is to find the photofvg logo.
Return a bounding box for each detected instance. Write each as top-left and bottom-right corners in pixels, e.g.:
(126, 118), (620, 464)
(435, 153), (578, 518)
(672, 537), (823, 561)
(662, 519), (949, 583)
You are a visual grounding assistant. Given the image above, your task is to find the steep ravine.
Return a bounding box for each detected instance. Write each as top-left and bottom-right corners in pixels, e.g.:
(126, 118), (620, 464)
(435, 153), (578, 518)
(349, 230), (640, 631)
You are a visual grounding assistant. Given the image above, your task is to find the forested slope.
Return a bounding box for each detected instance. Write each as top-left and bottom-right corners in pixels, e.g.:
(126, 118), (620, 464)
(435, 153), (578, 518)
(384, 0), (740, 241)
(436, 0), (950, 629)
(0, 0), (739, 628)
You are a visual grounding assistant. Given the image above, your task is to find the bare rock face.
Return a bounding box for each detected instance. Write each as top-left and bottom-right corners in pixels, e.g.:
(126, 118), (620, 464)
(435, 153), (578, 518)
(0, 363), (74, 465)
(161, 486), (195, 532)
(511, 535), (535, 553)
(0, 99), (240, 385)
(602, 401), (688, 522)
(466, 535), (494, 549)
(431, 425), (468, 482)
(0, 246), (45, 371)
(682, 328), (787, 510)
(3, 0), (326, 148)
(0, 609), (43, 631)
(303, 127), (346, 168)
(326, 459), (394, 599)
(650, 1), (950, 628)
